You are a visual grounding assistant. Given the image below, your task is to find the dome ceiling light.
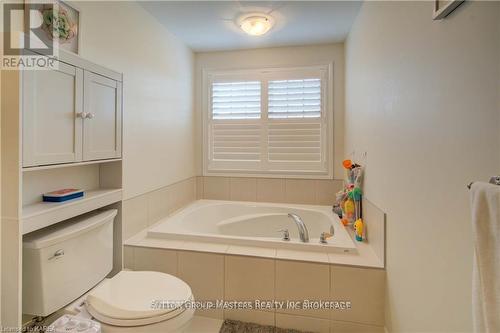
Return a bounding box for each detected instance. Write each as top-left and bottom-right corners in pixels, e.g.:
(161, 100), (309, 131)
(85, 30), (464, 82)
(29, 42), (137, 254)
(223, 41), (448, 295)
(237, 13), (275, 36)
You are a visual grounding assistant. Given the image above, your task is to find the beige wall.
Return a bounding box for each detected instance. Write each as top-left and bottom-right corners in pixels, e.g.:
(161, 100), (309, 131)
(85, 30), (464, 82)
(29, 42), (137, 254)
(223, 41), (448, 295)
(345, 1), (500, 332)
(194, 44), (345, 180)
(76, 1), (196, 200)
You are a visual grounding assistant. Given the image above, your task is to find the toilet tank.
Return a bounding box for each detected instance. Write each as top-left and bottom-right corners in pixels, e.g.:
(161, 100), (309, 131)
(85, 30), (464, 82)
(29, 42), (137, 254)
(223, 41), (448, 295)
(23, 209), (117, 316)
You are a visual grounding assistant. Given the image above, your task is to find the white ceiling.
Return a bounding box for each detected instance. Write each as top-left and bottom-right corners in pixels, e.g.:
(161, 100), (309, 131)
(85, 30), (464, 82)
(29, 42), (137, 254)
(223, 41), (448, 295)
(140, 1), (362, 52)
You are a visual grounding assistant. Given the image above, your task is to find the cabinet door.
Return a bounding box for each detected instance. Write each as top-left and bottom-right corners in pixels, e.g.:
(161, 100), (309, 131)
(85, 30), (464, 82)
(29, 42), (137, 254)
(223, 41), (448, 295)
(82, 71), (122, 161)
(23, 62), (84, 167)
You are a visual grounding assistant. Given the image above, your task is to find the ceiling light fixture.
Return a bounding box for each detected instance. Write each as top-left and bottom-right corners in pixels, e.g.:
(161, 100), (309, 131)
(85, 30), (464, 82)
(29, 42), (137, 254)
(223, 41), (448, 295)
(237, 13), (274, 36)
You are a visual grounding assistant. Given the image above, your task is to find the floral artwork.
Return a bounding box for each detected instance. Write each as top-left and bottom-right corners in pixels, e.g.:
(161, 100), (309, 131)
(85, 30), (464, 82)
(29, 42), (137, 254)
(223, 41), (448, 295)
(40, 1), (80, 54)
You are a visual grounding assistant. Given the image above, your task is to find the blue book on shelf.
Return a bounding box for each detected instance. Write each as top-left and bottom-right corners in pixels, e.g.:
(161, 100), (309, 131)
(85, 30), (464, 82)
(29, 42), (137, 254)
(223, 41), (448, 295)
(43, 189), (84, 202)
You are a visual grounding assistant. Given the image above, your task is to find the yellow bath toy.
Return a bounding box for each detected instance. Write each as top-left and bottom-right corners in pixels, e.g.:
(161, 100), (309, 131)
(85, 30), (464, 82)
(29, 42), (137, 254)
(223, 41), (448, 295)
(344, 198), (355, 221)
(354, 218), (364, 241)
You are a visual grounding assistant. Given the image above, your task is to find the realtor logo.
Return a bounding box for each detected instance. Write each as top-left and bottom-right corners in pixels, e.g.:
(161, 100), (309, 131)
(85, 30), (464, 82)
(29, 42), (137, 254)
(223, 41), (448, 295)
(2, 2), (58, 69)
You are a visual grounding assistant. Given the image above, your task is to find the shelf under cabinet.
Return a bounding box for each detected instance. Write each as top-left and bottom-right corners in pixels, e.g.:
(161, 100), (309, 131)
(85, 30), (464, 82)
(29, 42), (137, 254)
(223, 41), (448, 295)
(22, 158), (122, 172)
(22, 188), (122, 235)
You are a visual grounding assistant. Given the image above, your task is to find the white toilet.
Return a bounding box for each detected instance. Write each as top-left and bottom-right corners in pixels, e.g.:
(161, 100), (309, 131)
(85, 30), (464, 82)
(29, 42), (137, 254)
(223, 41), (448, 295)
(23, 209), (195, 332)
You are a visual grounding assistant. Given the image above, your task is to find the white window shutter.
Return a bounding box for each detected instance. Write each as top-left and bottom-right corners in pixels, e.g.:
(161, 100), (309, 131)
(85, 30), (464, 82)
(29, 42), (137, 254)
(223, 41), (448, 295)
(268, 79), (321, 119)
(205, 66), (330, 177)
(268, 122), (322, 162)
(211, 81), (261, 119)
(211, 123), (261, 162)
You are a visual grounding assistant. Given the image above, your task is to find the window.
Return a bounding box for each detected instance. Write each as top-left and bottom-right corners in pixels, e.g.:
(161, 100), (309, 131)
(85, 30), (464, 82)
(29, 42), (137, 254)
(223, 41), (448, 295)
(203, 65), (332, 178)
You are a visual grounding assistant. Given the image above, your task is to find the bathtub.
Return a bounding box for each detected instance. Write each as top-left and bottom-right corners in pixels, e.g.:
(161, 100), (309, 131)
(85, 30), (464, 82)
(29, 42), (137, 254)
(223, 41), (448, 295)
(147, 200), (357, 253)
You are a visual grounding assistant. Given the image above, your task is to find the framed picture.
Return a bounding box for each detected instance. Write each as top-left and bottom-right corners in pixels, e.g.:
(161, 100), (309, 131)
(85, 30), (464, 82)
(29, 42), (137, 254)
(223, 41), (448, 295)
(27, 0), (81, 54)
(433, 0), (465, 20)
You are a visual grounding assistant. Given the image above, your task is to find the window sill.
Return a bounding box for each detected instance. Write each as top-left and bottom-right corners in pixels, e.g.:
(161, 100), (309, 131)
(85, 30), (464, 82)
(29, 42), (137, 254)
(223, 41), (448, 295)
(203, 170), (333, 180)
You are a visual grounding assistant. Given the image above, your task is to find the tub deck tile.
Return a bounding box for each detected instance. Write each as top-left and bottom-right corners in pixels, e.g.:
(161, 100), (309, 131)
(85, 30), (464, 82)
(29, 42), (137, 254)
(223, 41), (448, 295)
(275, 249), (329, 264)
(226, 245), (277, 259)
(178, 240), (229, 254)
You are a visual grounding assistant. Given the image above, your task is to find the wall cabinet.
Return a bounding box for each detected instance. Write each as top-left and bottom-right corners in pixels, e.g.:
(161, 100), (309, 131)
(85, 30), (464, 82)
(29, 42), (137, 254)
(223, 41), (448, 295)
(23, 61), (84, 166)
(83, 71), (122, 161)
(23, 58), (122, 167)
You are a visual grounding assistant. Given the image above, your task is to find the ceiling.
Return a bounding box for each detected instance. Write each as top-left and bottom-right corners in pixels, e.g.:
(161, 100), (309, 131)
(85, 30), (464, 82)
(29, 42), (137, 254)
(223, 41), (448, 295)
(140, 1), (362, 52)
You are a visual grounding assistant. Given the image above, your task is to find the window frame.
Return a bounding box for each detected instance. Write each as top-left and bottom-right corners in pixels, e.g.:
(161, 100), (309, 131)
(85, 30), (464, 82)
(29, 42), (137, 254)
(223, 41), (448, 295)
(202, 64), (334, 179)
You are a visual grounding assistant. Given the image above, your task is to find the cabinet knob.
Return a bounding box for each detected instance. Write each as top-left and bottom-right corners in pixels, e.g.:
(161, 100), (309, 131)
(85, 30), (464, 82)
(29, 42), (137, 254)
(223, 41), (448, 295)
(76, 112), (87, 119)
(85, 113), (95, 119)
(48, 249), (65, 260)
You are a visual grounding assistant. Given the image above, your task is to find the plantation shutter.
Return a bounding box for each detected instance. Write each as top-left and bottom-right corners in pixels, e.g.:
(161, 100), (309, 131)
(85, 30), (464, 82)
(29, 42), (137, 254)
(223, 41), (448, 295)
(208, 81), (263, 171)
(268, 79), (321, 118)
(211, 81), (261, 119)
(206, 66), (330, 176)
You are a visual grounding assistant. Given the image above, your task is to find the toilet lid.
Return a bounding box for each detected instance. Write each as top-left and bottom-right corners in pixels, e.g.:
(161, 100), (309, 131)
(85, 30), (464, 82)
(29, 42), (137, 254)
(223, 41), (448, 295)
(85, 271), (192, 321)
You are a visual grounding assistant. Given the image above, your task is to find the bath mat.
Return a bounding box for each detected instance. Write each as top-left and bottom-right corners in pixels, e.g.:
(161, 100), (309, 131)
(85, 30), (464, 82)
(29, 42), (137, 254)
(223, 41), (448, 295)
(219, 320), (314, 333)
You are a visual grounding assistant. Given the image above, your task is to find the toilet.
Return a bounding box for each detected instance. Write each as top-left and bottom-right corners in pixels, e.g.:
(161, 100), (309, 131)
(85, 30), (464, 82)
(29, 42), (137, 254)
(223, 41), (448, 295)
(22, 209), (194, 332)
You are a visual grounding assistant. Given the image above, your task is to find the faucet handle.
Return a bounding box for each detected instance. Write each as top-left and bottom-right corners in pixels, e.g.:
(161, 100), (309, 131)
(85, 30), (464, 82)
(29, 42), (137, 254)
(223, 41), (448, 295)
(320, 232), (333, 244)
(277, 229), (290, 241)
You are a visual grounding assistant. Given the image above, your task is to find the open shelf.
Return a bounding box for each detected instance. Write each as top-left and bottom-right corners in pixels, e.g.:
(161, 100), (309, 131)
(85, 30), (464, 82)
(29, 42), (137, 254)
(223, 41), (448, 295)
(22, 188), (122, 235)
(22, 158), (122, 172)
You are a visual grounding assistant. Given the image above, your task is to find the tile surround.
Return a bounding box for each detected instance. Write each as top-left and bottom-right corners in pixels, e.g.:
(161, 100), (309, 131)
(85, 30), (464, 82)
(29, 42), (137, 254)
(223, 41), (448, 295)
(122, 175), (345, 242)
(275, 249), (330, 264)
(126, 245), (386, 332)
(122, 245), (134, 270)
(178, 251), (225, 319)
(330, 320), (385, 333)
(146, 186), (171, 226)
(121, 194), (149, 240)
(229, 177), (257, 201)
(316, 179), (344, 205)
(284, 179), (317, 205)
(275, 260), (331, 319)
(202, 176), (230, 200)
(122, 177), (197, 241)
(331, 266), (386, 326)
(225, 256), (275, 305)
(275, 313), (330, 333)
(200, 176), (344, 205)
(256, 178), (286, 203)
(226, 245), (277, 259)
(132, 247), (177, 275)
(121, 176), (386, 331)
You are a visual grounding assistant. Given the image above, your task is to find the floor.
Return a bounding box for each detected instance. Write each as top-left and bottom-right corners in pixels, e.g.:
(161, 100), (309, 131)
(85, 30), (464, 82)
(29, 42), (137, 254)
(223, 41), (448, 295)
(219, 320), (311, 333)
(186, 317), (312, 333)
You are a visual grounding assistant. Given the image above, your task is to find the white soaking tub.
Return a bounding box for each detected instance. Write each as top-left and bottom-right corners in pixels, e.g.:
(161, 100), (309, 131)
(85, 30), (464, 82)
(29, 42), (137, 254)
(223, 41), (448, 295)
(147, 200), (357, 253)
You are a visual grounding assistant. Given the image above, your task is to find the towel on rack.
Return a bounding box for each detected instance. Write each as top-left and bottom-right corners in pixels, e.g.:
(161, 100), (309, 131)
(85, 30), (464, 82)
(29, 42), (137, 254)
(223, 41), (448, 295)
(470, 182), (500, 333)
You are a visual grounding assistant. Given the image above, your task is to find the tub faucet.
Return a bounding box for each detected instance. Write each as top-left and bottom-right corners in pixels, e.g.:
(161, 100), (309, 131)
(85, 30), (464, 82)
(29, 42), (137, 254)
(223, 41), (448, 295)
(287, 213), (309, 243)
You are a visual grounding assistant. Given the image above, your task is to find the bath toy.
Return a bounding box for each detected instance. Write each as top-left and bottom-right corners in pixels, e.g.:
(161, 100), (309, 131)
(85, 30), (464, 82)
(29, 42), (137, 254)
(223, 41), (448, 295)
(344, 198), (355, 215)
(352, 187), (362, 201)
(344, 198), (356, 223)
(342, 159), (352, 169)
(354, 218), (364, 241)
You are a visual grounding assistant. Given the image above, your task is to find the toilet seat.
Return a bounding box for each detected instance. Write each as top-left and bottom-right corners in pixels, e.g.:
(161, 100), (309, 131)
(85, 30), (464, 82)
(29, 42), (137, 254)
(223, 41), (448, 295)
(85, 271), (193, 327)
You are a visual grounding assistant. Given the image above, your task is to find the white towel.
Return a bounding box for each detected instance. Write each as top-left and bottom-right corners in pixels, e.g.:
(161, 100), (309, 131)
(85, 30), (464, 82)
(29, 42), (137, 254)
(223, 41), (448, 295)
(470, 182), (500, 333)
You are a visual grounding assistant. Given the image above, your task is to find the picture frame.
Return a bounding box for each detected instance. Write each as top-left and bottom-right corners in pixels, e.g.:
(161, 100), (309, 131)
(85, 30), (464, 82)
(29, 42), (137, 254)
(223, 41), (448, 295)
(433, 0), (465, 20)
(57, 1), (81, 55)
(25, 0), (81, 55)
